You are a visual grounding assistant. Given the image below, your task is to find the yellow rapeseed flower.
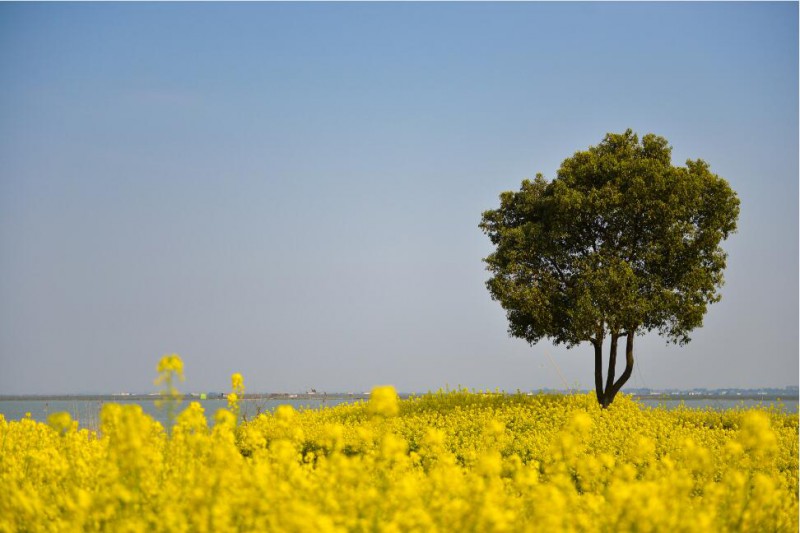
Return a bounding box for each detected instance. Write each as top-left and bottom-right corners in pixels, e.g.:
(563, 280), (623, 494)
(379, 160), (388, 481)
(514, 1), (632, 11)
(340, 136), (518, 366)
(368, 385), (399, 418)
(155, 354), (184, 381)
(1, 358), (797, 532)
(46, 412), (73, 435)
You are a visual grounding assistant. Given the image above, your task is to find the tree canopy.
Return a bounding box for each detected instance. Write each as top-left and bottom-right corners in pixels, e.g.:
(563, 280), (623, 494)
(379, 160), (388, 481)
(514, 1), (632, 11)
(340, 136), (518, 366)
(480, 130), (740, 407)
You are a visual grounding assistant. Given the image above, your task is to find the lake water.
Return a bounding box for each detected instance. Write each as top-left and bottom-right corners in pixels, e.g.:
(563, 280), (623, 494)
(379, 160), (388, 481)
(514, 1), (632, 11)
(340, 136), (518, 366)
(637, 397), (798, 414)
(1, 396), (796, 430)
(0, 397), (358, 430)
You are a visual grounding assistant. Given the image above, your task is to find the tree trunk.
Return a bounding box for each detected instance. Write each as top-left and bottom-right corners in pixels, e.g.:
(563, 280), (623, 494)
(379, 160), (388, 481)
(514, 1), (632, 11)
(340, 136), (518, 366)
(593, 338), (604, 406)
(606, 331), (635, 406)
(602, 333), (620, 408)
(593, 331), (635, 409)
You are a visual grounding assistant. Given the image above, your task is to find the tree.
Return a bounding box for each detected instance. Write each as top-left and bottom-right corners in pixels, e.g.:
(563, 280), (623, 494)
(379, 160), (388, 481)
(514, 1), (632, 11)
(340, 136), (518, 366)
(479, 130), (740, 408)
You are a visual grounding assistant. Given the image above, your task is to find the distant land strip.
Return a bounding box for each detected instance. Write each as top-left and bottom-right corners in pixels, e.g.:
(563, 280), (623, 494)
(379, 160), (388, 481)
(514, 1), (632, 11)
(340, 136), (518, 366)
(0, 393), (371, 402)
(0, 391), (797, 403)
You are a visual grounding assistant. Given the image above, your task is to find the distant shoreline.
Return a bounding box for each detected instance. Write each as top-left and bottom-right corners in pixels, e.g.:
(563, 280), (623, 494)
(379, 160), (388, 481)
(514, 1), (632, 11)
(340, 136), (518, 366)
(1, 392), (797, 404)
(0, 393), (371, 402)
(633, 393), (798, 403)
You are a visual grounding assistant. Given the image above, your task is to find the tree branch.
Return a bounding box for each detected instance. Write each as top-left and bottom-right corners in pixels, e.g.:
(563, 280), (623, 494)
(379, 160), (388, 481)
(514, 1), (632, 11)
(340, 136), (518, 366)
(593, 339), (604, 405)
(608, 331), (635, 403)
(603, 333), (620, 407)
(541, 256), (568, 284)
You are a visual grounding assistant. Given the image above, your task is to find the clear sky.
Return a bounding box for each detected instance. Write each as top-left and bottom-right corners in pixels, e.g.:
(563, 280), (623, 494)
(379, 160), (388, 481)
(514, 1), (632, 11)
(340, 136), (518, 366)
(0, 3), (797, 394)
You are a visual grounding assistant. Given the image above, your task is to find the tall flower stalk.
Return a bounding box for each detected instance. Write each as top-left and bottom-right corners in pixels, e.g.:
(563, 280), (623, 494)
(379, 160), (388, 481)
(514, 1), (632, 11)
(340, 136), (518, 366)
(154, 354), (184, 432)
(228, 372), (245, 425)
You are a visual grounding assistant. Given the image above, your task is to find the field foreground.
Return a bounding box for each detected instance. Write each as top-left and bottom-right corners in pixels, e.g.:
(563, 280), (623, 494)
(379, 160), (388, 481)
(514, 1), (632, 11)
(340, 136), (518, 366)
(1, 389), (797, 532)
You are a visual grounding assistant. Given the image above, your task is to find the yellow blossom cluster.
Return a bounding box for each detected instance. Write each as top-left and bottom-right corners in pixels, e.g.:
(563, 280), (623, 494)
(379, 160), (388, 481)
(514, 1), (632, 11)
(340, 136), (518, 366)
(155, 354), (184, 377)
(228, 372), (245, 422)
(0, 369), (797, 531)
(154, 354), (186, 431)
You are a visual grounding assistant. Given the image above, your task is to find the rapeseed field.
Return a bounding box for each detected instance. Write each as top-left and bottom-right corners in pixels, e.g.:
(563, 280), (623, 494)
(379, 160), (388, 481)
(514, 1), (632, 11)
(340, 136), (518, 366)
(1, 356), (797, 532)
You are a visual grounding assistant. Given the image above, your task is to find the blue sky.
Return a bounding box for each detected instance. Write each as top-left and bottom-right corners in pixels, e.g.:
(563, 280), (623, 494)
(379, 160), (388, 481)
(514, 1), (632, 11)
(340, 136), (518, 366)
(0, 3), (796, 394)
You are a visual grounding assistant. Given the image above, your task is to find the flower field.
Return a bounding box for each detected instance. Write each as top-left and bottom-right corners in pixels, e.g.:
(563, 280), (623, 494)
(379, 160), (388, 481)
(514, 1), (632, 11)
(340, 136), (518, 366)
(1, 365), (797, 532)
